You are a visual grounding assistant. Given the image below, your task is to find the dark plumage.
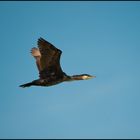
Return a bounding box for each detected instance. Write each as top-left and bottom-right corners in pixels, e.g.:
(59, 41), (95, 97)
(20, 37), (95, 88)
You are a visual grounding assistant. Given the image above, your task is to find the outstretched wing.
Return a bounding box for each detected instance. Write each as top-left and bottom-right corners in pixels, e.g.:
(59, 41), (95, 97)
(36, 37), (64, 79)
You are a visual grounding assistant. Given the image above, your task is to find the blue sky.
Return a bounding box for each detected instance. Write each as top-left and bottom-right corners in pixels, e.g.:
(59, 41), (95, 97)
(0, 1), (140, 139)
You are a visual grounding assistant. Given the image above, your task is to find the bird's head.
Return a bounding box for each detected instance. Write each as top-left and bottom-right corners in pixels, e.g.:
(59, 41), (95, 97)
(80, 74), (96, 80)
(71, 74), (96, 80)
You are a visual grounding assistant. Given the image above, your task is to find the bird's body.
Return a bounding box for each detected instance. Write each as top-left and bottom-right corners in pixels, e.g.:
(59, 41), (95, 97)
(20, 37), (95, 88)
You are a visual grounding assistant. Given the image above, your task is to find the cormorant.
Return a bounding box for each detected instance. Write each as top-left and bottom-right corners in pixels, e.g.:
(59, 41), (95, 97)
(20, 37), (96, 88)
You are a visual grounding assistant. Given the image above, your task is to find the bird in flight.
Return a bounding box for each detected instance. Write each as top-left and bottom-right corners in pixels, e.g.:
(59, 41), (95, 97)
(20, 37), (96, 88)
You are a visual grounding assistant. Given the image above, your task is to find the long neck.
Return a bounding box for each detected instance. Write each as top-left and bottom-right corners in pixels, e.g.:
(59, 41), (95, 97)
(65, 75), (84, 81)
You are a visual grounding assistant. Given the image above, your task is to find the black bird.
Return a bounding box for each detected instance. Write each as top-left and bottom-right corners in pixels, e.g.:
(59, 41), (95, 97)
(20, 37), (95, 88)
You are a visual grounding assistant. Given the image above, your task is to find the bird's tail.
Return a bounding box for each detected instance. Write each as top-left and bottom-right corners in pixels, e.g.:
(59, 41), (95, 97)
(19, 82), (33, 88)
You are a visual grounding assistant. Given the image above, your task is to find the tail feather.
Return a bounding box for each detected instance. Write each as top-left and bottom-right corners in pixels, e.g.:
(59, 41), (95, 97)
(19, 82), (33, 88)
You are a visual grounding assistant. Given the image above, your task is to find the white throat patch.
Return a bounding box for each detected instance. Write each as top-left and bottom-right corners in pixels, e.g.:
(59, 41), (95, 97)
(82, 75), (88, 80)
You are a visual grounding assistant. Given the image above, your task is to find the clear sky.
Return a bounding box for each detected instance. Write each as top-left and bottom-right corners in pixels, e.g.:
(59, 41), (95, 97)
(0, 1), (140, 139)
